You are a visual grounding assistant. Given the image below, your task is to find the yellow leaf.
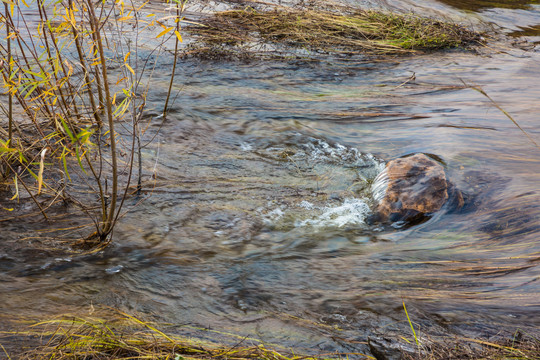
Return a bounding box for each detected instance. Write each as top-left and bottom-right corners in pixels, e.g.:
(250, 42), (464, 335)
(65, 8), (76, 27)
(156, 27), (173, 38)
(125, 63), (135, 75)
(124, 51), (130, 63)
(64, 59), (73, 76)
(137, 1), (149, 11)
(117, 0), (125, 14)
(37, 148), (48, 195)
(116, 76), (127, 85)
(10, 176), (18, 202)
(174, 30), (183, 43)
(118, 15), (133, 22)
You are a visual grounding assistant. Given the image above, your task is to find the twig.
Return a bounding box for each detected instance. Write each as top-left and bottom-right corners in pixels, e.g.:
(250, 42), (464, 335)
(461, 80), (539, 149)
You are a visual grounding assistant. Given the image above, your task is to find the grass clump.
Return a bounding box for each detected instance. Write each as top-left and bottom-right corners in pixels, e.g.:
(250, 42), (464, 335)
(9, 311), (320, 360)
(187, 7), (482, 58)
(422, 333), (540, 360)
(3, 310), (540, 360)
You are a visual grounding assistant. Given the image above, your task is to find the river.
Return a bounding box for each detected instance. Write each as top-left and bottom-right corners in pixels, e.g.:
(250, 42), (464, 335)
(1, 0), (539, 357)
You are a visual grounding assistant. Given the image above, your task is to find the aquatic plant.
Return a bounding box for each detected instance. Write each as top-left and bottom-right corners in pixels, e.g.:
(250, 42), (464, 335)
(0, 0), (183, 246)
(3, 309), (539, 359)
(9, 310), (329, 360)
(186, 6), (483, 59)
(164, 0), (188, 118)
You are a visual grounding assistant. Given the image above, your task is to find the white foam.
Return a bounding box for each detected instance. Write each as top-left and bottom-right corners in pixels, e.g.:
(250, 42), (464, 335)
(260, 137), (388, 230)
(299, 200), (315, 210)
(295, 198), (370, 229)
(240, 142), (252, 151)
(263, 207), (285, 224)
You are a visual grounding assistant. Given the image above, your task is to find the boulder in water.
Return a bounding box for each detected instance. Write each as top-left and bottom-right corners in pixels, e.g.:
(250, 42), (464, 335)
(372, 153), (461, 224)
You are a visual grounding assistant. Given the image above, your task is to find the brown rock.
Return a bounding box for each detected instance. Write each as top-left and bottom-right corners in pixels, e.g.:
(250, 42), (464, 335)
(376, 153), (449, 221)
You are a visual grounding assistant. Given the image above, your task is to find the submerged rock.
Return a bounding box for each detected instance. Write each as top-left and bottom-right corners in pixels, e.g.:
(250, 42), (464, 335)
(368, 336), (418, 360)
(372, 153), (462, 224)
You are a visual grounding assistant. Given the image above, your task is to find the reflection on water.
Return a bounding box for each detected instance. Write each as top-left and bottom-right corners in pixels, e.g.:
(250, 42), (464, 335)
(436, 0), (540, 11)
(376, 0), (540, 45)
(434, 0), (540, 40)
(509, 24), (540, 42)
(2, 0), (540, 356)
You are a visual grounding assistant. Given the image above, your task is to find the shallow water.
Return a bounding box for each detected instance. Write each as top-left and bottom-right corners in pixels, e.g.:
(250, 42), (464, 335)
(2, 0), (540, 356)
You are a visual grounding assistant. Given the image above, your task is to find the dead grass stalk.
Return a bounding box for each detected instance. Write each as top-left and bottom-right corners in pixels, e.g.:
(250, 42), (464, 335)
(187, 7), (482, 58)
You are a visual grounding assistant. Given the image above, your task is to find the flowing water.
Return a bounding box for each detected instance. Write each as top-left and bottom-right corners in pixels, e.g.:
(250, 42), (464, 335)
(1, 0), (540, 356)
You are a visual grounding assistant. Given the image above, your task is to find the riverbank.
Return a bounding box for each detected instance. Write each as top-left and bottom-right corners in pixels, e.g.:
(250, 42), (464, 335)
(3, 309), (539, 359)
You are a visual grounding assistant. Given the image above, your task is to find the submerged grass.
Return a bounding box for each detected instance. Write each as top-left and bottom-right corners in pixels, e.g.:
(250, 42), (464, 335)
(8, 311), (327, 360)
(3, 310), (539, 360)
(186, 6), (482, 59)
(421, 333), (540, 360)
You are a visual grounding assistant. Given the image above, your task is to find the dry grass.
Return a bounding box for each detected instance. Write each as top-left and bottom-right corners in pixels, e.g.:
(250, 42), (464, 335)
(2, 310), (539, 360)
(185, 7), (482, 59)
(417, 333), (540, 359)
(5, 311), (329, 360)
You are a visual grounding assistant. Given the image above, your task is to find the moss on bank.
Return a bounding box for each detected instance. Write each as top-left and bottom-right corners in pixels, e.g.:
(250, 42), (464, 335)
(185, 6), (482, 59)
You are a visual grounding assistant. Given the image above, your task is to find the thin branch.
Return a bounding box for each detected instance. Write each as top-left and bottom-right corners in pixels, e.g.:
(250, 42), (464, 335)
(462, 80), (539, 149)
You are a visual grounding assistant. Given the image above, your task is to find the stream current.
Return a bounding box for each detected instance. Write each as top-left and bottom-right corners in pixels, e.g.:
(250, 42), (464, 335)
(1, 0), (540, 356)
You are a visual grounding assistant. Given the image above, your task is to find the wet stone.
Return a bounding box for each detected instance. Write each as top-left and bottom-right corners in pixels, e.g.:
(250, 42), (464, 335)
(373, 153), (461, 224)
(368, 336), (418, 360)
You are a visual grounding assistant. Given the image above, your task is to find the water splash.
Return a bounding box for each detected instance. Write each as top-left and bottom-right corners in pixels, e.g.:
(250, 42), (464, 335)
(258, 136), (387, 230)
(263, 207), (285, 224)
(371, 166), (389, 203)
(283, 135), (385, 175)
(294, 198), (371, 229)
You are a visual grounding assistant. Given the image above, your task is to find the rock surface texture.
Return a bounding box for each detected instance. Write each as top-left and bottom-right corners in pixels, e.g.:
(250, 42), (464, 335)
(375, 153), (452, 222)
